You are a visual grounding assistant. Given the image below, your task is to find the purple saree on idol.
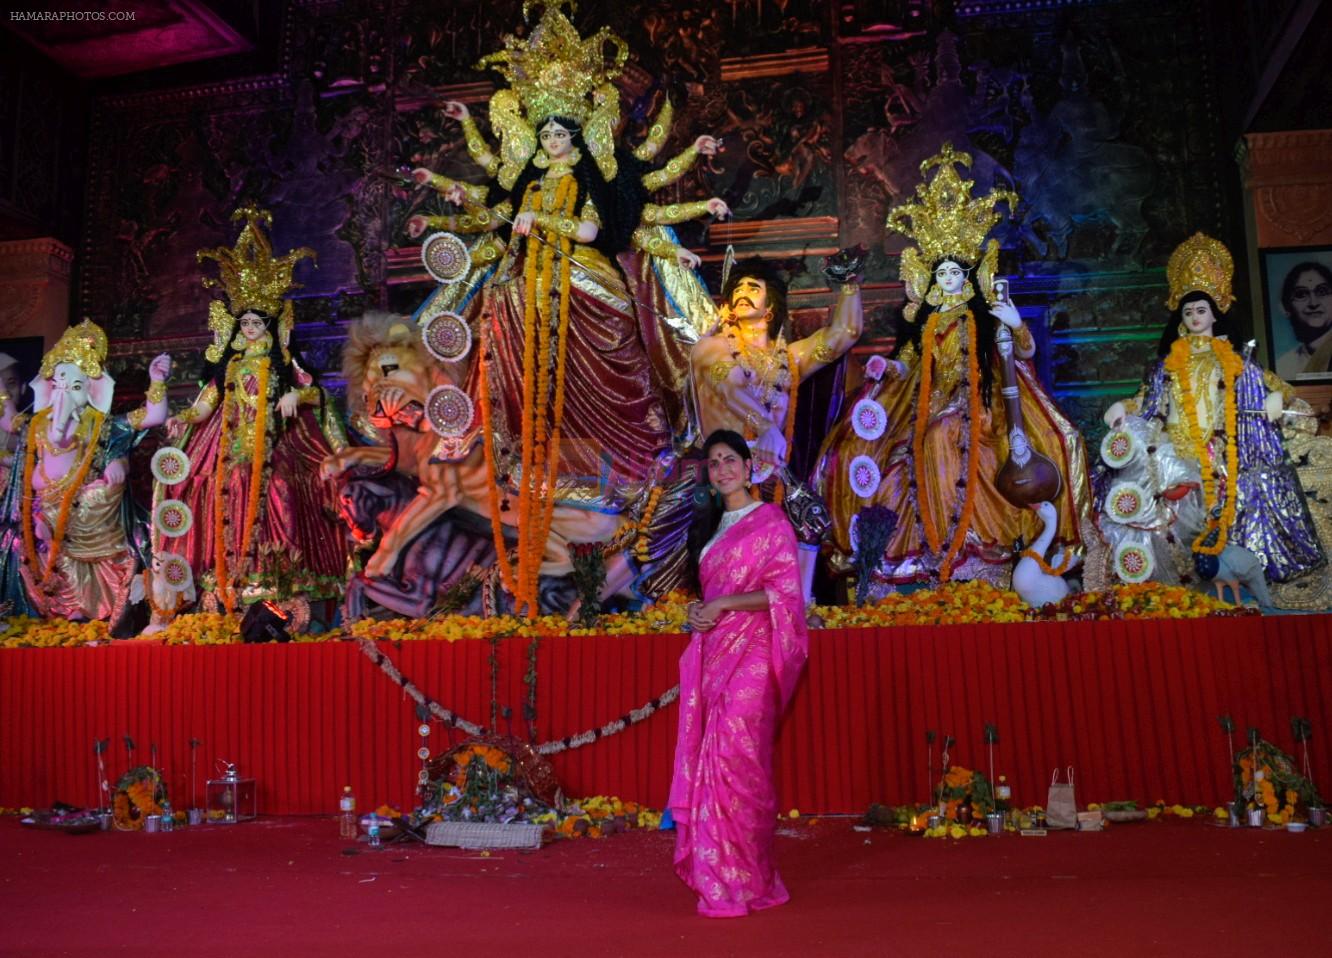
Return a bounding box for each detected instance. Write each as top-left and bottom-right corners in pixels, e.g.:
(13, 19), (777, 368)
(669, 431), (808, 918)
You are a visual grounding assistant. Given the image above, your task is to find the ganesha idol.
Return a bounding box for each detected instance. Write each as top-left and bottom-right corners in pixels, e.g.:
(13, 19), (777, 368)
(0, 320), (171, 621)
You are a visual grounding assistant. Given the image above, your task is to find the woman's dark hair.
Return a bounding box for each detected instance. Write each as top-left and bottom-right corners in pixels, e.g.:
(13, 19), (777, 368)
(684, 429), (753, 592)
(1156, 291), (1233, 356)
(199, 308), (313, 413)
(506, 115), (648, 258)
(722, 258), (789, 341)
(1280, 261), (1332, 343)
(889, 257), (998, 406)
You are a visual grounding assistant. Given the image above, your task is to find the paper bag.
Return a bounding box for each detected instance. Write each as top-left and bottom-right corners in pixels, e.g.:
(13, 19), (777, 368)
(1046, 767), (1077, 830)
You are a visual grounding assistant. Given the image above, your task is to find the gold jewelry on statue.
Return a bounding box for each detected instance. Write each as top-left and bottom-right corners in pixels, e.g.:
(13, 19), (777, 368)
(40, 319), (109, 380)
(1178, 323), (1187, 338)
(1165, 232), (1234, 312)
(145, 381), (167, 404)
(886, 143), (1018, 268)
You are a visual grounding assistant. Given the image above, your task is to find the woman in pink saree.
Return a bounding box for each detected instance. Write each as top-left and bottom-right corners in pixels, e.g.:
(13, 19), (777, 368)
(669, 430), (809, 918)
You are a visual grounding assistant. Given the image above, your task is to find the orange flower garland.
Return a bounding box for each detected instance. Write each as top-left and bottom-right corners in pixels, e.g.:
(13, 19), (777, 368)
(21, 407), (106, 584)
(1020, 548), (1075, 577)
(1164, 336), (1241, 555)
(213, 355), (271, 613)
(494, 175), (578, 613)
(912, 310), (982, 581)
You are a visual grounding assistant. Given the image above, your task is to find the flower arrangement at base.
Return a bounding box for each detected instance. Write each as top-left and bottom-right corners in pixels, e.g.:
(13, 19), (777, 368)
(1235, 738), (1321, 826)
(937, 765), (995, 822)
(112, 766), (165, 831)
(406, 734), (660, 840)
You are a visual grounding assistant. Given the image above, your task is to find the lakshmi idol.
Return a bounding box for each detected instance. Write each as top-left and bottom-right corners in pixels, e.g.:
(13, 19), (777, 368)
(159, 206), (348, 613)
(813, 144), (1091, 588)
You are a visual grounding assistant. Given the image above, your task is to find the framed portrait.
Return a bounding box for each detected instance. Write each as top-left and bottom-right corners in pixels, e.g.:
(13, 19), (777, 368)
(1259, 246), (1332, 383)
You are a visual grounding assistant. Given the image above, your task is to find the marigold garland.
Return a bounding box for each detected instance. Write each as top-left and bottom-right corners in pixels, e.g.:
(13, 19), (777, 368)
(504, 174), (578, 613)
(21, 407), (106, 584)
(1020, 548), (1075, 577)
(912, 309), (982, 581)
(1165, 336), (1241, 555)
(213, 355), (271, 613)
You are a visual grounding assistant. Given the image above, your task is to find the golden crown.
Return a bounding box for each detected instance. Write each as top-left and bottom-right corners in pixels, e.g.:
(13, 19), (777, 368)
(197, 206), (315, 320)
(886, 143), (1018, 269)
(476, 1), (627, 185)
(40, 319), (108, 380)
(477, 1), (627, 127)
(1165, 232), (1234, 313)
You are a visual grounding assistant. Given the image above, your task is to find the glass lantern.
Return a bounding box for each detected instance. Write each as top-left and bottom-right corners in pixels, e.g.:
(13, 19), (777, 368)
(206, 762), (257, 823)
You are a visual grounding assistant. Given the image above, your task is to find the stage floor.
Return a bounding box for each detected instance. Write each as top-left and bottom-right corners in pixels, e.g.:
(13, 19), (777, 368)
(2, 814), (1329, 957)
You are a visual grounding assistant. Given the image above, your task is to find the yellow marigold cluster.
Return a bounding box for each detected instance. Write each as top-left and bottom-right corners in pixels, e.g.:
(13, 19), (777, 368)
(816, 580), (1028, 628)
(0, 616), (109, 649)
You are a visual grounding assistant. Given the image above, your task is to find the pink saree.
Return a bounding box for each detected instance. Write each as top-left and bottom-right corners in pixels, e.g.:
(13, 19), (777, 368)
(668, 503), (809, 918)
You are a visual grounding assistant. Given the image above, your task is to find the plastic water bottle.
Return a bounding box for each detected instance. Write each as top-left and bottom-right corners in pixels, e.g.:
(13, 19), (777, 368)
(339, 786), (357, 839)
(367, 814), (381, 848)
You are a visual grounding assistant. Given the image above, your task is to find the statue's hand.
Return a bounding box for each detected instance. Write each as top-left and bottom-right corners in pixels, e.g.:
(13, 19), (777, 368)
(512, 212), (536, 236)
(443, 184), (466, 206)
(1264, 390), (1284, 422)
(278, 389), (299, 419)
(706, 197), (731, 220)
(675, 247), (701, 270)
(148, 353), (172, 382)
(410, 167), (433, 186)
(990, 301), (1022, 328)
(1103, 401), (1127, 428)
(694, 135), (720, 156)
(406, 215), (429, 239)
(751, 427), (787, 471)
(440, 100), (469, 122)
(102, 458), (127, 487)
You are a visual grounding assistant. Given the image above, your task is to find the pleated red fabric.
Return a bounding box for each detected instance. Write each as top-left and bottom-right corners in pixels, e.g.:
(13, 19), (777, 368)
(2, 616), (1329, 814)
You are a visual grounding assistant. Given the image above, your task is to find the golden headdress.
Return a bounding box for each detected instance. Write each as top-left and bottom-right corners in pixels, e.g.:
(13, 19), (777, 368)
(475, 1), (629, 187)
(197, 205), (316, 363)
(1165, 232), (1234, 313)
(40, 319), (109, 380)
(887, 143), (1018, 319)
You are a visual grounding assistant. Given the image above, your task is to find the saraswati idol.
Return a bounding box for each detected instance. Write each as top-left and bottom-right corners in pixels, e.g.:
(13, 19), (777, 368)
(813, 144), (1092, 588)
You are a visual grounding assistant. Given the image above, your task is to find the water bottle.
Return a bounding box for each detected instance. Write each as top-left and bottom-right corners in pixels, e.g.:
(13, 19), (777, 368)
(339, 786), (357, 839)
(367, 814), (381, 848)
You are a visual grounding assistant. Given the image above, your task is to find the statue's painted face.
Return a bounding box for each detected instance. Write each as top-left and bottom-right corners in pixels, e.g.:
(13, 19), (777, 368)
(51, 363), (90, 407)
(538, 120), (575, 160)
(238, 312), (268, 342)
(1180, 298), (1216, 337)
(48, 362), (90, 430)
(728, 276), (769, 322)
(934, 260), (967, 295)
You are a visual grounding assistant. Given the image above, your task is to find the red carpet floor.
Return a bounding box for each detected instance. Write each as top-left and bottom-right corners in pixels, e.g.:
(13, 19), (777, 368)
(2, 816), (1329, 957)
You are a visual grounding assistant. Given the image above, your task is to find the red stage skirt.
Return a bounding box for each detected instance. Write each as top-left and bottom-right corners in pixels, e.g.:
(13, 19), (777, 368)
(1, 615), (1328, 814)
